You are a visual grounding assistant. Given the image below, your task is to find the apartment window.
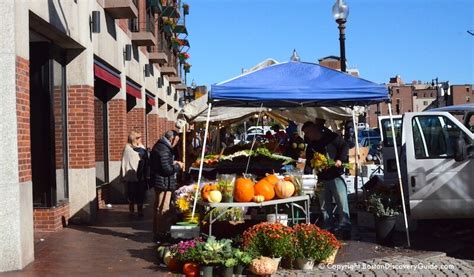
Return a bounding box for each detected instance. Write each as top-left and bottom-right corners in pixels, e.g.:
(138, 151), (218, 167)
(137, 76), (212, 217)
(467, 97), (470, 103)
(396, 88), (400, 94)
(423, 101), (428, 105)
(467, 87), (470, 92)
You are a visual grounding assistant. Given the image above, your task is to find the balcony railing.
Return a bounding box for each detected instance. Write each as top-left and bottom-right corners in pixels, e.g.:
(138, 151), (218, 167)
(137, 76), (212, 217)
(129, 16), (155, 36)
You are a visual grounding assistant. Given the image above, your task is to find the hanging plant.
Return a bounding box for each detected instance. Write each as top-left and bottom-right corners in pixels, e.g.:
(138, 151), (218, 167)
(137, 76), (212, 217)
(183, 63), (192, 73)
(183, 3), (190, 15)
(178, 52), (190, 62)
(162, 18), (176, 33)
(171, 37), (185, 48)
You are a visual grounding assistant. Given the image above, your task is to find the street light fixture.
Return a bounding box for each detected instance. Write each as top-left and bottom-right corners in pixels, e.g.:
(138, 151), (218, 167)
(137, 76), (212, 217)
(332, 0), (349, 72)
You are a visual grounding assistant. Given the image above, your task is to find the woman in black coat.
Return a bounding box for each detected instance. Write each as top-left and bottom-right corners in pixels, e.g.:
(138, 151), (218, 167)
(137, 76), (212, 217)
(150, 131), (184, 241)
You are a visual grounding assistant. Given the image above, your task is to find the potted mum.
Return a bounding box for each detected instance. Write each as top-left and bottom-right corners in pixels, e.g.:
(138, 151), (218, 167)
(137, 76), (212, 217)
(368, 193), (401, 245)
(242, 222), (294, 267)
(292, 224), (341, 269)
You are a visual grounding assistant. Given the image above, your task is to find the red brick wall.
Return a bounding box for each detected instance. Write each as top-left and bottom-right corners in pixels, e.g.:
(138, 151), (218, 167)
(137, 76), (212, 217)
(109, 99), (127, 161)
(16, 56), (31, 182)
(127, 107), (146, 139)
(68, 85), (95, 169)
(452, 85), (473, 105)
(319, 59), (341, 71)
(97, 185), (109, 209)
(147, 114), (159, 148)
(54, 86), (64, 169)
(94, 99), (104, 161)
(33, 202), (70, 232)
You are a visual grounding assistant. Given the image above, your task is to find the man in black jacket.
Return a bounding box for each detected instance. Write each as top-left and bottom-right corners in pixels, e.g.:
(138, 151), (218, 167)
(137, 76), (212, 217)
(150, 130), (184, 241)
(302, 121), (351, 239)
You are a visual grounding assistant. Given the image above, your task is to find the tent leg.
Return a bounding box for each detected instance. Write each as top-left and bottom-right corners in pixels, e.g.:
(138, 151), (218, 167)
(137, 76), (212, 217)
(352, 110), (360, 203)
(387, 103), (411, 247)
(191, 103), (212, 219)
(245, 104), (264, 174)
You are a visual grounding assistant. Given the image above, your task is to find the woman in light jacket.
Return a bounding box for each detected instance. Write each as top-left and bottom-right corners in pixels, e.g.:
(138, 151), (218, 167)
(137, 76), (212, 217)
(121, 131), (148, 216)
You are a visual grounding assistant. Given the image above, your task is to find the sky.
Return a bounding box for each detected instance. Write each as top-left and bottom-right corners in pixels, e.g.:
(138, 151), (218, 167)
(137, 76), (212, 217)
(182, 0), (473, 88)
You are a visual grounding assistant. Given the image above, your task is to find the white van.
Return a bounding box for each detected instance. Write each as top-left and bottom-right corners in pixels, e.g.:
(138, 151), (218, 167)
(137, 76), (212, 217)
(379, 111), (474, 219)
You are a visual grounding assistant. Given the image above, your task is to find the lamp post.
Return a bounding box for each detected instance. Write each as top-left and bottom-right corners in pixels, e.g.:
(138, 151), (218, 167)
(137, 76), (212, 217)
(332, 0), (349, 72)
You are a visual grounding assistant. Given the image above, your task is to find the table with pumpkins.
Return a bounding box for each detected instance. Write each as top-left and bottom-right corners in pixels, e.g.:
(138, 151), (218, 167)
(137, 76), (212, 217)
(199, 173), (311, 236)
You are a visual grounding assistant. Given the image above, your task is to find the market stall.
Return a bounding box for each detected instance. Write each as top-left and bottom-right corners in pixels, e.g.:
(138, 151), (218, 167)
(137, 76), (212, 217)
(188, 60), (413, 246)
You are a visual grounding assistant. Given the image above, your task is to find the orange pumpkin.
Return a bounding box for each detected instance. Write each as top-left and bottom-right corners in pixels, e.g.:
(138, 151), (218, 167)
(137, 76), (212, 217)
(235, 178), (255, 202)
(254, 179), (275, 201)
(183, 262), (199, 276)
(275, 180), (295, 198)
(201, 184), (218, 202)
(264, 174), (280, 187)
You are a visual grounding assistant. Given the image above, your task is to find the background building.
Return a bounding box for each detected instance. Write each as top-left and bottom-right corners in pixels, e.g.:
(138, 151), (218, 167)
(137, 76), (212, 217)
(1, 0), (190, 271)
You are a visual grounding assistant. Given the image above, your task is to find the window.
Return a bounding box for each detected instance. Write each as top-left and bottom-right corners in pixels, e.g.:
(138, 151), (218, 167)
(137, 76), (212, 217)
(423, 101), (428, 105)
(467, 97), (470, 103)
(381, 118), (402, 147)
(396, 89), (400, 94)
(412, 116), (462, 159)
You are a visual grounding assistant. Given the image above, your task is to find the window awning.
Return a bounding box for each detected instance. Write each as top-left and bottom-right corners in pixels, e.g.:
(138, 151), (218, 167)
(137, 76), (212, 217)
(146, 91), (156, 106)
(126, 79), (142, 99)
(94, 60), (121, 89)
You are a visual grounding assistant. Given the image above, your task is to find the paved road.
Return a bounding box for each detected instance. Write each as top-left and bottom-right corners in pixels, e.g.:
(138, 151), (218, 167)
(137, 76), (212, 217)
(276, 254), (474, 276)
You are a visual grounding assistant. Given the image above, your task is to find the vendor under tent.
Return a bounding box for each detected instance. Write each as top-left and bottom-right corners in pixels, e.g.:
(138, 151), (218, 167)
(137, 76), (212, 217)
(191, 60), (410, 247)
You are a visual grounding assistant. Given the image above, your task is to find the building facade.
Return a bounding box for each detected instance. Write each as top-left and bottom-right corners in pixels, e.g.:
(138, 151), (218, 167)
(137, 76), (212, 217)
(0, 0), (189, 271)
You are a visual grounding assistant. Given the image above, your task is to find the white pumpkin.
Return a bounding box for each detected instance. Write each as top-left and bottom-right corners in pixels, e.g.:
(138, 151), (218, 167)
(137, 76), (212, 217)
(275, 180), (295, 198)
(208, 190), (222, 203)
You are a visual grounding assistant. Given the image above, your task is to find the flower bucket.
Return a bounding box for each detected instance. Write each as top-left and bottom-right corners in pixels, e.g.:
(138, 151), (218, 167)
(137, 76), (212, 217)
(220, 266), (234, 277)
(199, 265), (213, 277)
(234, 264), (245, 275)
(320, 249), (338, 265)
(375, 215), (397, 245)
(295, 258), (314, 270)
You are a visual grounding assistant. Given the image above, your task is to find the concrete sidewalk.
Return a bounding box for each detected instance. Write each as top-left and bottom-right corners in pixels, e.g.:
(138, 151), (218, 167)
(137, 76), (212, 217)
(3, 190), (472, 276)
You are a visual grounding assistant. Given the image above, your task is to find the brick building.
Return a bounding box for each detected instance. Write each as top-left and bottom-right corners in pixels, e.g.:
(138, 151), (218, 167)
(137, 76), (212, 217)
(1, 0), (190, 271)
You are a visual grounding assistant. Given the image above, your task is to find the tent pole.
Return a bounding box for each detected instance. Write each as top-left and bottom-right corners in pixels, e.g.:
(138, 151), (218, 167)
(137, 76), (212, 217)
(387, 102), (411, 247)
(191, 103), (212, 219)
(245, 104), (264, 174)
(352, 109), (360, 203)
(182, 123), (186, 173)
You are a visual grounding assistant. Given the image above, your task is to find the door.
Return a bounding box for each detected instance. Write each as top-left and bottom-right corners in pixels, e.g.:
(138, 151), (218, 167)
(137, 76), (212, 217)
(378, 115), (402, 186)
(403, 112), (474, 219)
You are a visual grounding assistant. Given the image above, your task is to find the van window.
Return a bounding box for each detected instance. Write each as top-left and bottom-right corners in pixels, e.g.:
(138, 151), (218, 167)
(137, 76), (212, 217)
(381, 118), (402, 147)
(411, 116), (461, 159)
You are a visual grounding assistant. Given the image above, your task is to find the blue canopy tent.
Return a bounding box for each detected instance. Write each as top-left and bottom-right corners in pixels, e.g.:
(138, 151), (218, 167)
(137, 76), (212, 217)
(209, 61), (389, 107)
(192, 61), (410, 246)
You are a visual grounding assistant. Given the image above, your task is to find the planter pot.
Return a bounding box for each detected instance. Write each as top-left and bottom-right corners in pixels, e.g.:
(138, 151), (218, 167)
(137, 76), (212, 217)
(321, 249), (338, 265)
(272, 257), (282, 268)
(222, 194), (233, 203)
(183, 262), (199, 276)
(375, 215), (397, 245)
(199, 265), (213, 277)
(234, 264), (245, 275)
(220, 266), (234, 277)
(295, 258), (314, 270)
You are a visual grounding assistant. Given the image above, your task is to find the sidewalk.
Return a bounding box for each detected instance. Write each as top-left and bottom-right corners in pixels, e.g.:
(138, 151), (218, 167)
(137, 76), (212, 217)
(3, 190), (473, 276)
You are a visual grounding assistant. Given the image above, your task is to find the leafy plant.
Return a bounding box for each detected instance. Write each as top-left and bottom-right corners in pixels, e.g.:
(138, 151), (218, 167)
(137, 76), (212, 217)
(233, 249), (253, 265)
(223, 257), (237, 268)
(367, 193), (400, 217)
(202, 207), (244, 222)
(197, 237), (233, 265)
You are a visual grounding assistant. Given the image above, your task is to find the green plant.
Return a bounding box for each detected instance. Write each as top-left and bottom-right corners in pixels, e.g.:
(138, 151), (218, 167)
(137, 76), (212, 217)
(197, 237), (233, 265)
(242, 222), (294, 258)
(234, 249), (252, 265)
(368, 193), (401, 217)
(292, 223), (341, 262)
(223, 257), (237, 268)
(202, 207), (243, 222)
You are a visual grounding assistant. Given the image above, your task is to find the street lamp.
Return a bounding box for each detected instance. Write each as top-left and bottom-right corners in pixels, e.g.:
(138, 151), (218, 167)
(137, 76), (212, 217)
(332, 0), (349, 72)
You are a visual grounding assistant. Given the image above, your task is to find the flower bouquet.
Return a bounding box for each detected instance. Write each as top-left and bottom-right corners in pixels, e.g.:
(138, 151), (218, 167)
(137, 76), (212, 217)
(171, 37), (185, 49)
(242, 222), (294, 259)
(292, 223), (341, 268)
(311, 152), (350, 173)
(178, 52), (190, 62)
(174, 184), (200, 222)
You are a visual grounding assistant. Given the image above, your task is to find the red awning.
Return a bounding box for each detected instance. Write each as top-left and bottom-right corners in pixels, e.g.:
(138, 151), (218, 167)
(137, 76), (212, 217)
(126, 81), (142, 99)
(147, 95), (156, 106)
(94, 64), (121, 89)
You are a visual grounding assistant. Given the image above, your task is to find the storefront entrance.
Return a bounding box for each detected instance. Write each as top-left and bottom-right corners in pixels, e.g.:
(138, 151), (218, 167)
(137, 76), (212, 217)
(29, 33), (68, 207)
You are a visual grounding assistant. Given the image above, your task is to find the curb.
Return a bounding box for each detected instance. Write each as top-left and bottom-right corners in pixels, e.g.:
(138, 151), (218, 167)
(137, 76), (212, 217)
(413, 252), (446, 259)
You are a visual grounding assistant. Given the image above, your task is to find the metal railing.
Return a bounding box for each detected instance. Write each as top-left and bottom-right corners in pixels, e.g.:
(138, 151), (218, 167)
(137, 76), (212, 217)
(129, 16), (155, 36)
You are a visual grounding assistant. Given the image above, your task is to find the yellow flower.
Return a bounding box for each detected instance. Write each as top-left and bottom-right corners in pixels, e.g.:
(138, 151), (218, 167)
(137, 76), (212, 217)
(176, 197), (190, 212)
